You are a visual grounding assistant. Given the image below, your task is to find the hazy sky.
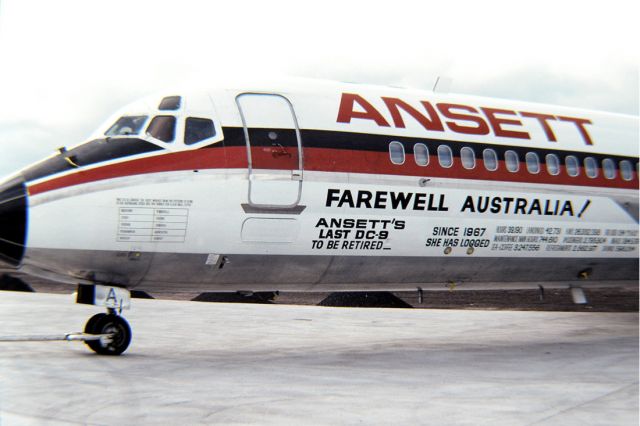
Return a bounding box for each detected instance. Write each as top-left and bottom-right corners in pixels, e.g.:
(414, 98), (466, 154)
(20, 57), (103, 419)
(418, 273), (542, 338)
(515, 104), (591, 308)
(0, 0), (638, 178)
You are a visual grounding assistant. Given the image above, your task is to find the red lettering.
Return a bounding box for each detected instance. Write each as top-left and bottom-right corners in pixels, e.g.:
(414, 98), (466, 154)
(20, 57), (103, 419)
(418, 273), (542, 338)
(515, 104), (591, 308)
(337, 93), (390, 127)
(519, 112), (558, 142)
(381, 97), (444, 132)
(558, 116), (594, 145)
(337, 94), (593, 145)
(481, 107), (530, 139)
(436, 103), (490, 135)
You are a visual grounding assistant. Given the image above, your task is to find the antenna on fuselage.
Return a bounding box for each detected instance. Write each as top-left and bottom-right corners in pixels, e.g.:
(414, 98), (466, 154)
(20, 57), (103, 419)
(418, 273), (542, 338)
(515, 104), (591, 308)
(433, 76), (453, 94)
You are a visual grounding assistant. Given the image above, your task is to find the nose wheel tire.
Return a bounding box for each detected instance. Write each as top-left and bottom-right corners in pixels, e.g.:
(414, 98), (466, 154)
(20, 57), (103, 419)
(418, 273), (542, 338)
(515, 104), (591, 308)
(84, 313), (106, 334)
(84, 313), (132, 355)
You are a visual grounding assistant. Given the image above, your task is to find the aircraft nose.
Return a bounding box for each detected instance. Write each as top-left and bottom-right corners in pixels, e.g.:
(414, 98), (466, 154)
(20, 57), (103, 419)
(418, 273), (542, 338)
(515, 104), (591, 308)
(0, 177), (28, 267)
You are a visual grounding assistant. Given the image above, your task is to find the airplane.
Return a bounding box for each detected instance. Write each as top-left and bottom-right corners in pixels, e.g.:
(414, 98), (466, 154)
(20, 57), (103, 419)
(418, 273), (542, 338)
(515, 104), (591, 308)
(0, 78), (637, 355)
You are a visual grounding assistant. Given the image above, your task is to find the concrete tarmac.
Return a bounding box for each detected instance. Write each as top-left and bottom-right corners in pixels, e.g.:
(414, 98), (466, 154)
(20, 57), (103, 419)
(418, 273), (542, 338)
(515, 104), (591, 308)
(0, 291), (637, 425)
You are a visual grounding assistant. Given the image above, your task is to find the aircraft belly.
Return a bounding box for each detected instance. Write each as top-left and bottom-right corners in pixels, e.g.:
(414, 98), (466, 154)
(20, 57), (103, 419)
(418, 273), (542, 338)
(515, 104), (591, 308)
(19, 248), (640, 292)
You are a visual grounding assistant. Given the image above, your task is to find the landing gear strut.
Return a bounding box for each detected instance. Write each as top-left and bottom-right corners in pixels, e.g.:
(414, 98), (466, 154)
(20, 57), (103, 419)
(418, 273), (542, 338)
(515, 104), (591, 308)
(77, 284), (132, 355)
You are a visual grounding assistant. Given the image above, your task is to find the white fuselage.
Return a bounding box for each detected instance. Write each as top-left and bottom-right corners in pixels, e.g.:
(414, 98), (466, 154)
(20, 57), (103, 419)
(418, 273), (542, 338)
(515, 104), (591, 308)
(5, 79), (636, 293)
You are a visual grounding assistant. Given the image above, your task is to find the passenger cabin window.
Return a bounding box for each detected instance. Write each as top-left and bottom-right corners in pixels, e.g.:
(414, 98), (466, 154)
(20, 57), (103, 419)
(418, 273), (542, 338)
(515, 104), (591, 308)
(437, 145), (453, 168)
(105, 116), (148, 136)
(584, 157), (598, 178)
(505, 150), (519, 173)
(414, 143), (429, 166)
(620, 160), (633, 181)
(185, 117), (215, 145)
(525, 152), (540, 174)
(483, 149), (498, 171)
(146, 116), (176, 143)
(545, 153), (560, 176)
(602, 158), (616, 179)
(565, 155), (579, 177)
(389, 141), (405, 165)
(460, 147), (475, 170)
(158, 96), (182, 111)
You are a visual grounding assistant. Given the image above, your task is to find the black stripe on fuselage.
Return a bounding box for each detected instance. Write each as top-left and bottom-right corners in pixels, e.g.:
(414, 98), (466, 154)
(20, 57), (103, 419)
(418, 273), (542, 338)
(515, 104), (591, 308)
(21, 138), (162, 183)
(216, 126), (637, 166)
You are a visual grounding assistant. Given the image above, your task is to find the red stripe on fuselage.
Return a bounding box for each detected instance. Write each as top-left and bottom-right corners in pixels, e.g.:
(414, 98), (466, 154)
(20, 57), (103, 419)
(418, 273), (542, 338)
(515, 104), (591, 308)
(28, 148), (229, 195)
(28, 146), (638, 196)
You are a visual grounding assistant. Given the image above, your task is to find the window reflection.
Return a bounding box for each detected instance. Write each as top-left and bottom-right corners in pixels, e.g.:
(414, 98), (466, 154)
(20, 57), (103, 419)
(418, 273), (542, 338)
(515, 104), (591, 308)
(185, 117), (215, 145)
(584, 157), (598, 178)
(460, 147), (475, 170)
(146, 116), (176, 143)
(602, 158), (616, 179)
(414, 143), (429, 166)
(437, 145), (453, 168)
(546, 153), (560, 176)
(105, 116), (148, 136)
(389, 141), (405, 165)
(505, 150), (519, 173)
(158, 96), (182, 111)
(526, 152), (540, 174)
(620, 160), (633, 181)
(483, 149), (498, 171)
(565, 155), (579, 177)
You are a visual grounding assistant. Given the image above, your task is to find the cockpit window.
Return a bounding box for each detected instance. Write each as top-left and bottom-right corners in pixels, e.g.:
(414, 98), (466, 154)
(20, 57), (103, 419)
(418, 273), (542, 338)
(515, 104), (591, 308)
(105, 116), (148, 136)
(158, 96), (182, 111)
(185, 117), (215, 145)
(146, 116), (176, 143)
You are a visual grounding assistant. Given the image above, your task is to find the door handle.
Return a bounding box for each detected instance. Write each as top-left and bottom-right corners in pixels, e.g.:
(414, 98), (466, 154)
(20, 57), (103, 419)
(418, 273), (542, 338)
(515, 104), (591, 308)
(271, 143), (292, 158)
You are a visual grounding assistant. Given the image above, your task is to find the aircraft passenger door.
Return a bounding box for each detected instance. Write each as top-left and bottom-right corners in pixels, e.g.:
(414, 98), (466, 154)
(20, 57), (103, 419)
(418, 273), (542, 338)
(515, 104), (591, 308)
(236, 93), (303, 208)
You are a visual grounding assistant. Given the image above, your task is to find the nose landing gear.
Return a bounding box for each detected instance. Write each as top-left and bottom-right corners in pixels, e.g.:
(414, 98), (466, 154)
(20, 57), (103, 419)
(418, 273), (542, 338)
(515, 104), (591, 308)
(83, 311), (132, 355)
(77, 284), (133, 355)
